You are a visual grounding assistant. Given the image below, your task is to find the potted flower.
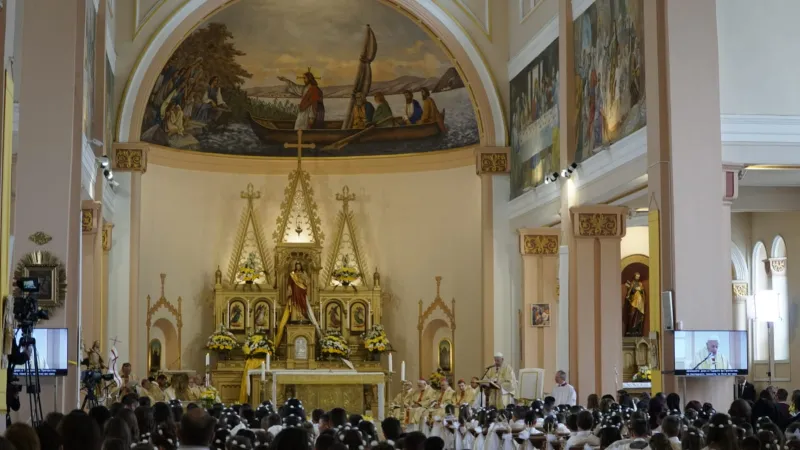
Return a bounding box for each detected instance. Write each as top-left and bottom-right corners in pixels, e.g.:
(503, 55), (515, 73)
(200, 386), (220, 408)
(632, 366), (652, 382)
(243, 333), (275, 359)
(206, 324), (239, 358)
(319, 330), (350, 360)
(362, 325), (390, 361)
(332, 255), (360, 290)
(235, 252), (266, 287)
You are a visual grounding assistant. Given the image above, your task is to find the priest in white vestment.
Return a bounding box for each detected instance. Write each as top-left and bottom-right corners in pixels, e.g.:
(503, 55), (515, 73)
(482, 352), (518, 408)
(551, 370), (577, 406)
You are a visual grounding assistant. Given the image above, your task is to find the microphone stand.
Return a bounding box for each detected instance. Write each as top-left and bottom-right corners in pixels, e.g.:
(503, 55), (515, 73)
(692, 353), (712, 370)
(479, 365), (494, 408)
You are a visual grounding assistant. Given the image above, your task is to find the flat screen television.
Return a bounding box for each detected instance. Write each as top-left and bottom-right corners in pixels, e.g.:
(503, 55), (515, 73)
(673, 330), (748, 376)
(13, 328), (68, 376)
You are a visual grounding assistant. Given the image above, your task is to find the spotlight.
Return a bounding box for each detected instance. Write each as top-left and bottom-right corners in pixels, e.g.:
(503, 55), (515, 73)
(561, 162), (579, 178)
(551, 172), (560, 180)
(97, 155), (110, 168)
(103, 169), (113, 181)
(109, 180), (120, 188)
(561, 169), (569, 178)
(544, 177), (551, 185)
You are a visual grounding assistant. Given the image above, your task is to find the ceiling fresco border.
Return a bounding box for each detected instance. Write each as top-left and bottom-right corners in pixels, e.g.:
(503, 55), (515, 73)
(434, 0), (491, 41)
(133, 0), (168, 39)
(117, 0), (507, 159)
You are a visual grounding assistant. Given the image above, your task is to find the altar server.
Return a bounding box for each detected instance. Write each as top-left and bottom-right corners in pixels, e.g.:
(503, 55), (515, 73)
(551, 370), (577, 406)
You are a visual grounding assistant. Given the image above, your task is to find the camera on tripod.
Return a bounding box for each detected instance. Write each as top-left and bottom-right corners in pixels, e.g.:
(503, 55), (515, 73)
(13, 278), (49, 327)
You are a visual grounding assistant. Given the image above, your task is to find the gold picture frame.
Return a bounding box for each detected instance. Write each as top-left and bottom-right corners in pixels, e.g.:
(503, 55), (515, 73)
(13, 251), (67, 311)
(530, 303), (551, 327)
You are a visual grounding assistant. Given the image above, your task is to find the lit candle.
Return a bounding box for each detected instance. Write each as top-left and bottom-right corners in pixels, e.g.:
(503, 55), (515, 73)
(205, 353), (210, 367)
(261, 362), (266, 381)
(266, 353), (271, 372)
(401, 361), (406, 381)
(388, 353), (393, 373)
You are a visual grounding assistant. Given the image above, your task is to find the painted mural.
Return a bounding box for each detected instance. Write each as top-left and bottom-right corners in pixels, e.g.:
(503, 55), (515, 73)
(510, 38), (559, 198)
(573, 0), (645, 163)
(140, 0), (480, 157)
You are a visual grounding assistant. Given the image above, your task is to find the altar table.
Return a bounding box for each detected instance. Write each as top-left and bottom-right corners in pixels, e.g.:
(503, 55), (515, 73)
(247, 369), (387, 419)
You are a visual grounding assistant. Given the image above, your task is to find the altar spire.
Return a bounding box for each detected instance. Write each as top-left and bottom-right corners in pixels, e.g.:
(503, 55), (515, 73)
(274, 132), (324, 245)
(226, 183), (272, 286)
(322, 185), (371, 288)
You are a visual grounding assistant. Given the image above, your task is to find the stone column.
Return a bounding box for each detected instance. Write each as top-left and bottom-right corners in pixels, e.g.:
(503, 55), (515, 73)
(568, 206), (627, 400)
(517, 229), (560, 383)
(475, 147), (511, 365)
(15, 0), (86, 411)
(644, 0), (731, 404)
(102, 221), (112, 352)
(112, 143), (149, 370)
(768, 258), (787, 359)
(731, 281), (749, 332)
(81, 201), (103, 349)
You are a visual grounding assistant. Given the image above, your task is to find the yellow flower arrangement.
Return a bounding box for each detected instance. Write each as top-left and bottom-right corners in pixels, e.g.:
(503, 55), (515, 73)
(320, 330), (350, 358)
(429, 368), (446, 389)
(332, 255), (360, 286)
(632, 366), (652, 382)
(200, 386), (220, 408)
(236, 252), (264, 284)
(362, 325), (391, 353)
(243, 333), (275, 358)
(206, 324), (239, 352)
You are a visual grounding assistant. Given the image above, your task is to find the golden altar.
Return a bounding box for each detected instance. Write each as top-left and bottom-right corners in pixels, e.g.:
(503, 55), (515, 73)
(209, 147), (390, 415)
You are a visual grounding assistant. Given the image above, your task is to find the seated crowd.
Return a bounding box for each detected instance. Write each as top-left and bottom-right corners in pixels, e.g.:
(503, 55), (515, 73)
(0, 387), (799, 450)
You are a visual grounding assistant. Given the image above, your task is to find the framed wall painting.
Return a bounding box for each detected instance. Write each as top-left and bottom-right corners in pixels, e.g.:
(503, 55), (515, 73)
(228, 298), (247, 331)
(530, 303), (551, 327)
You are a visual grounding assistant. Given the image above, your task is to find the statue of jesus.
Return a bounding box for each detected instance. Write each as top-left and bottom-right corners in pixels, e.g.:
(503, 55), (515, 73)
(288, 262), (311, 322)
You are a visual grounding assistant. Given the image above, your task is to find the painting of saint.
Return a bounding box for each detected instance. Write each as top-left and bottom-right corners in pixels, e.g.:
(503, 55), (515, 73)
(139, 0), (479, 157)
(573, 0), (645, 163)
(510, 38), (560, 198)
(27, 268), (54, 302)
(350, 303), (367, 332)
(530, 304), (551, 327)
(149, 340), (162, 373)
(228, 300), (246, 331)
(253, 300), (270, 331)
(326, 303), (343, 332)
(438, 339), (452, 372)
(621, 259), (649, 337)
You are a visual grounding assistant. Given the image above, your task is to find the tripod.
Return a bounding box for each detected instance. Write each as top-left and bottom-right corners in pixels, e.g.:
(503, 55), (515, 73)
(81, 382), (100, 410)
(17, 331), (44, 427)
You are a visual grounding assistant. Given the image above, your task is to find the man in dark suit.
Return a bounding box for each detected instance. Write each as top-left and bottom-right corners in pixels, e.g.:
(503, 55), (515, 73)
(735, 376), (756, 402)
(776, 388), (791, 427)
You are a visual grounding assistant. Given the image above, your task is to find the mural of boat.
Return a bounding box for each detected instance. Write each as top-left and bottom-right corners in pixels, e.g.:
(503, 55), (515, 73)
(247, 110), (446, 147)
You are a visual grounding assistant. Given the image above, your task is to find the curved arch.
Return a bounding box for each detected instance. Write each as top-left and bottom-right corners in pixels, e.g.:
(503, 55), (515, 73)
(731, 242), (749, 282)
(753, 241), (768, 289)
(421, 318), (450, 379)
(771, 235), (787, 258)
(117, 0), (506, 149)
(152, 318), (180, 370)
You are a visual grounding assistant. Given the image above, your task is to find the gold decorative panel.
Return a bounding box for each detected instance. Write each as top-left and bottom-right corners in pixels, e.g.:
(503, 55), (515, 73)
(28, 232), (52, 246)
(112, 144), (148, 173)
(294, 384), (363, 413)
(520, 234), (559, 255)
(102, 222), (113, 252)
(476, 149), (510, 174)
(570, 206), (627, 238)
(732, 282), (748, 297)
(769, 258), (787, 274)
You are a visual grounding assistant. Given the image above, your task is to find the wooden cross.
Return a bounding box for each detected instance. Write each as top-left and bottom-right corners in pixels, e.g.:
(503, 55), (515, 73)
(335, 185), (356, 211)
(284, 130), (316, 166)
(109, 336), (122, 347)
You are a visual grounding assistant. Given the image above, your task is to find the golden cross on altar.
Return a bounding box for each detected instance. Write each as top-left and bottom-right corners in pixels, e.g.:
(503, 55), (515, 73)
(284, 130), (316, 166)
(336, 185), (356, 211)
(241, 182), (261, 202)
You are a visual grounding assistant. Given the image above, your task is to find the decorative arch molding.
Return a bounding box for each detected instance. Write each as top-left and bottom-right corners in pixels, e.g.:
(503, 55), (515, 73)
(117, 0), (507, 151)
(771, 235), (787, 258)
(731, 242), (749, 283)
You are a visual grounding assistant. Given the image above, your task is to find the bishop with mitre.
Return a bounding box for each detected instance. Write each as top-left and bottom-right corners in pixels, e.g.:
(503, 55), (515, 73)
(482, 352), (518, 408)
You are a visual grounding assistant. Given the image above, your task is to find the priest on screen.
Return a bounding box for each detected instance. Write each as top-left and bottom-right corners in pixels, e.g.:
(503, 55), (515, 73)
(482, 352), (518, 408)
(691, 336), (731, 370)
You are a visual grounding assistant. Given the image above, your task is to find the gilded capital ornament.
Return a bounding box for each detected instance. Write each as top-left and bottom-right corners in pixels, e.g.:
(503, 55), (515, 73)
(570, 206), (627, 238)
(769, 258), (787, 275)
(102, 222), (113, 252)
(475, 147), (510, 175)
(732, 281), (748, 297)
(81, 209), (94, 233)
(112, 144), (149, 173)
(521, 235), (559, 255)
(28, 232), (52, 246)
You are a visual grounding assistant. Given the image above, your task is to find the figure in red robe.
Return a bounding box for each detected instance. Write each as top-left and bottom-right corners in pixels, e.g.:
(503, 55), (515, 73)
(278, 71), (326, 130)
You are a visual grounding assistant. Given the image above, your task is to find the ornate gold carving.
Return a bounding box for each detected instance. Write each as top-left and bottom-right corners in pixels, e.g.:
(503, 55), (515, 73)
(322, 186), (371, 289)
(81, 209), (95, 233)
(578, 213), (619, 237)
(28, 232), (52, 246)
(273, 164), (324, 245)
(732, 282), (748, 297)
(522, 235), (559, 255)
(146, 274), (183, 369)
(480, 153), (508, 173)
(769, 258), (787, 274)
(113, 146), (148, 172)
(102, 223), (113, 252)
(14, 251), (67, 311)
(419, 277), (456, 377)
(225, 183), (273, 286)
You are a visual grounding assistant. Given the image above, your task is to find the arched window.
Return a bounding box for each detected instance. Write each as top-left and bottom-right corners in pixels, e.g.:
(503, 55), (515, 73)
(770, 236), (788, 360)
(752, 241), (769, 361)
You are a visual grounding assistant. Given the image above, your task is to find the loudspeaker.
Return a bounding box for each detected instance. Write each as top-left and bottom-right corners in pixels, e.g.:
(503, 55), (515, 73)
(661, 291), (674, 330)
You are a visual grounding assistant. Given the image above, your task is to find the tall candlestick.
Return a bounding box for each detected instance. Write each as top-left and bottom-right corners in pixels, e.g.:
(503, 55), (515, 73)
(261, 362), (266, 381)
(401, 361), (406, 381)
(388, 353), (393, 373)
(205, 353), (210, 367)
(267, 353), (271, 372)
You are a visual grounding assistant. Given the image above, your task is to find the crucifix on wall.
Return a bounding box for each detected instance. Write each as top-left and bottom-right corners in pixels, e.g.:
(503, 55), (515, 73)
(284, 130), (316, 166)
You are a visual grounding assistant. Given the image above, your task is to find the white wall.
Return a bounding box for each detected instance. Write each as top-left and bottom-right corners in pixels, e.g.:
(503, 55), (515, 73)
(138, 164), (483, 391)
(621, 225), (649, 259)
(717, 0), (800, 115)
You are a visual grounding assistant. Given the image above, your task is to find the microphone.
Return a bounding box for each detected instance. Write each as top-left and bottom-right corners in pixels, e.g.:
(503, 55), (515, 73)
(692, 353), (713, 370)
(486, 364), (495, 370)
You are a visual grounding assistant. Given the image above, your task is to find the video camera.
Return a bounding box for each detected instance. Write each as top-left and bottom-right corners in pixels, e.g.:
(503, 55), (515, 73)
(80, 370), (114, 386)
(13, 278), (49, 329)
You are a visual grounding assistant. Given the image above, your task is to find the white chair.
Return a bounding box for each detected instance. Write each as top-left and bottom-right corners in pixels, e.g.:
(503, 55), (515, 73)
(518, 368), (545, 402)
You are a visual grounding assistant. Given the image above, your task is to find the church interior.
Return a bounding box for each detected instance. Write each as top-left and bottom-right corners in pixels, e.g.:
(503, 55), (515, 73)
(0, 0), (797, 439)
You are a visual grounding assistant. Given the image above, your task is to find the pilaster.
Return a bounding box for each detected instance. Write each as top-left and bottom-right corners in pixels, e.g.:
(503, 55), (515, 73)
(81, 200), (103, 354)
(569, 205), (627, 400)
(517, 229), (560, 384)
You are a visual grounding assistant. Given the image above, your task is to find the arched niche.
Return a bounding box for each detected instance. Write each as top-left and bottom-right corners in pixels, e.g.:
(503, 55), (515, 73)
(731, 242), (749, 283)
(117, 0), (506, 160)
(418, 277), (456, 380)
(772, 235), (786, 258)
(151, 318), (180, 371)
(146, 276), (183, 372)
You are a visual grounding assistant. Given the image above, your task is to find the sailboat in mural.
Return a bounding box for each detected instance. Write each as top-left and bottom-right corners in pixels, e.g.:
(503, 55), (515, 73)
(248, 25), (446, 150)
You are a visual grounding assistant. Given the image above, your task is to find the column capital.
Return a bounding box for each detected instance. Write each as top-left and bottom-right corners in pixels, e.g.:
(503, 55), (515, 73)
(102, 221), (114, 252)
(517, 228), (560, 256)
(474, 146), (510, 175)
(569, 205), (628, 238)
(81, 200), (102, 234)
(768, 257), (787, 275)
(732, 280), (749, 298)
(112, 142), (150, 173)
